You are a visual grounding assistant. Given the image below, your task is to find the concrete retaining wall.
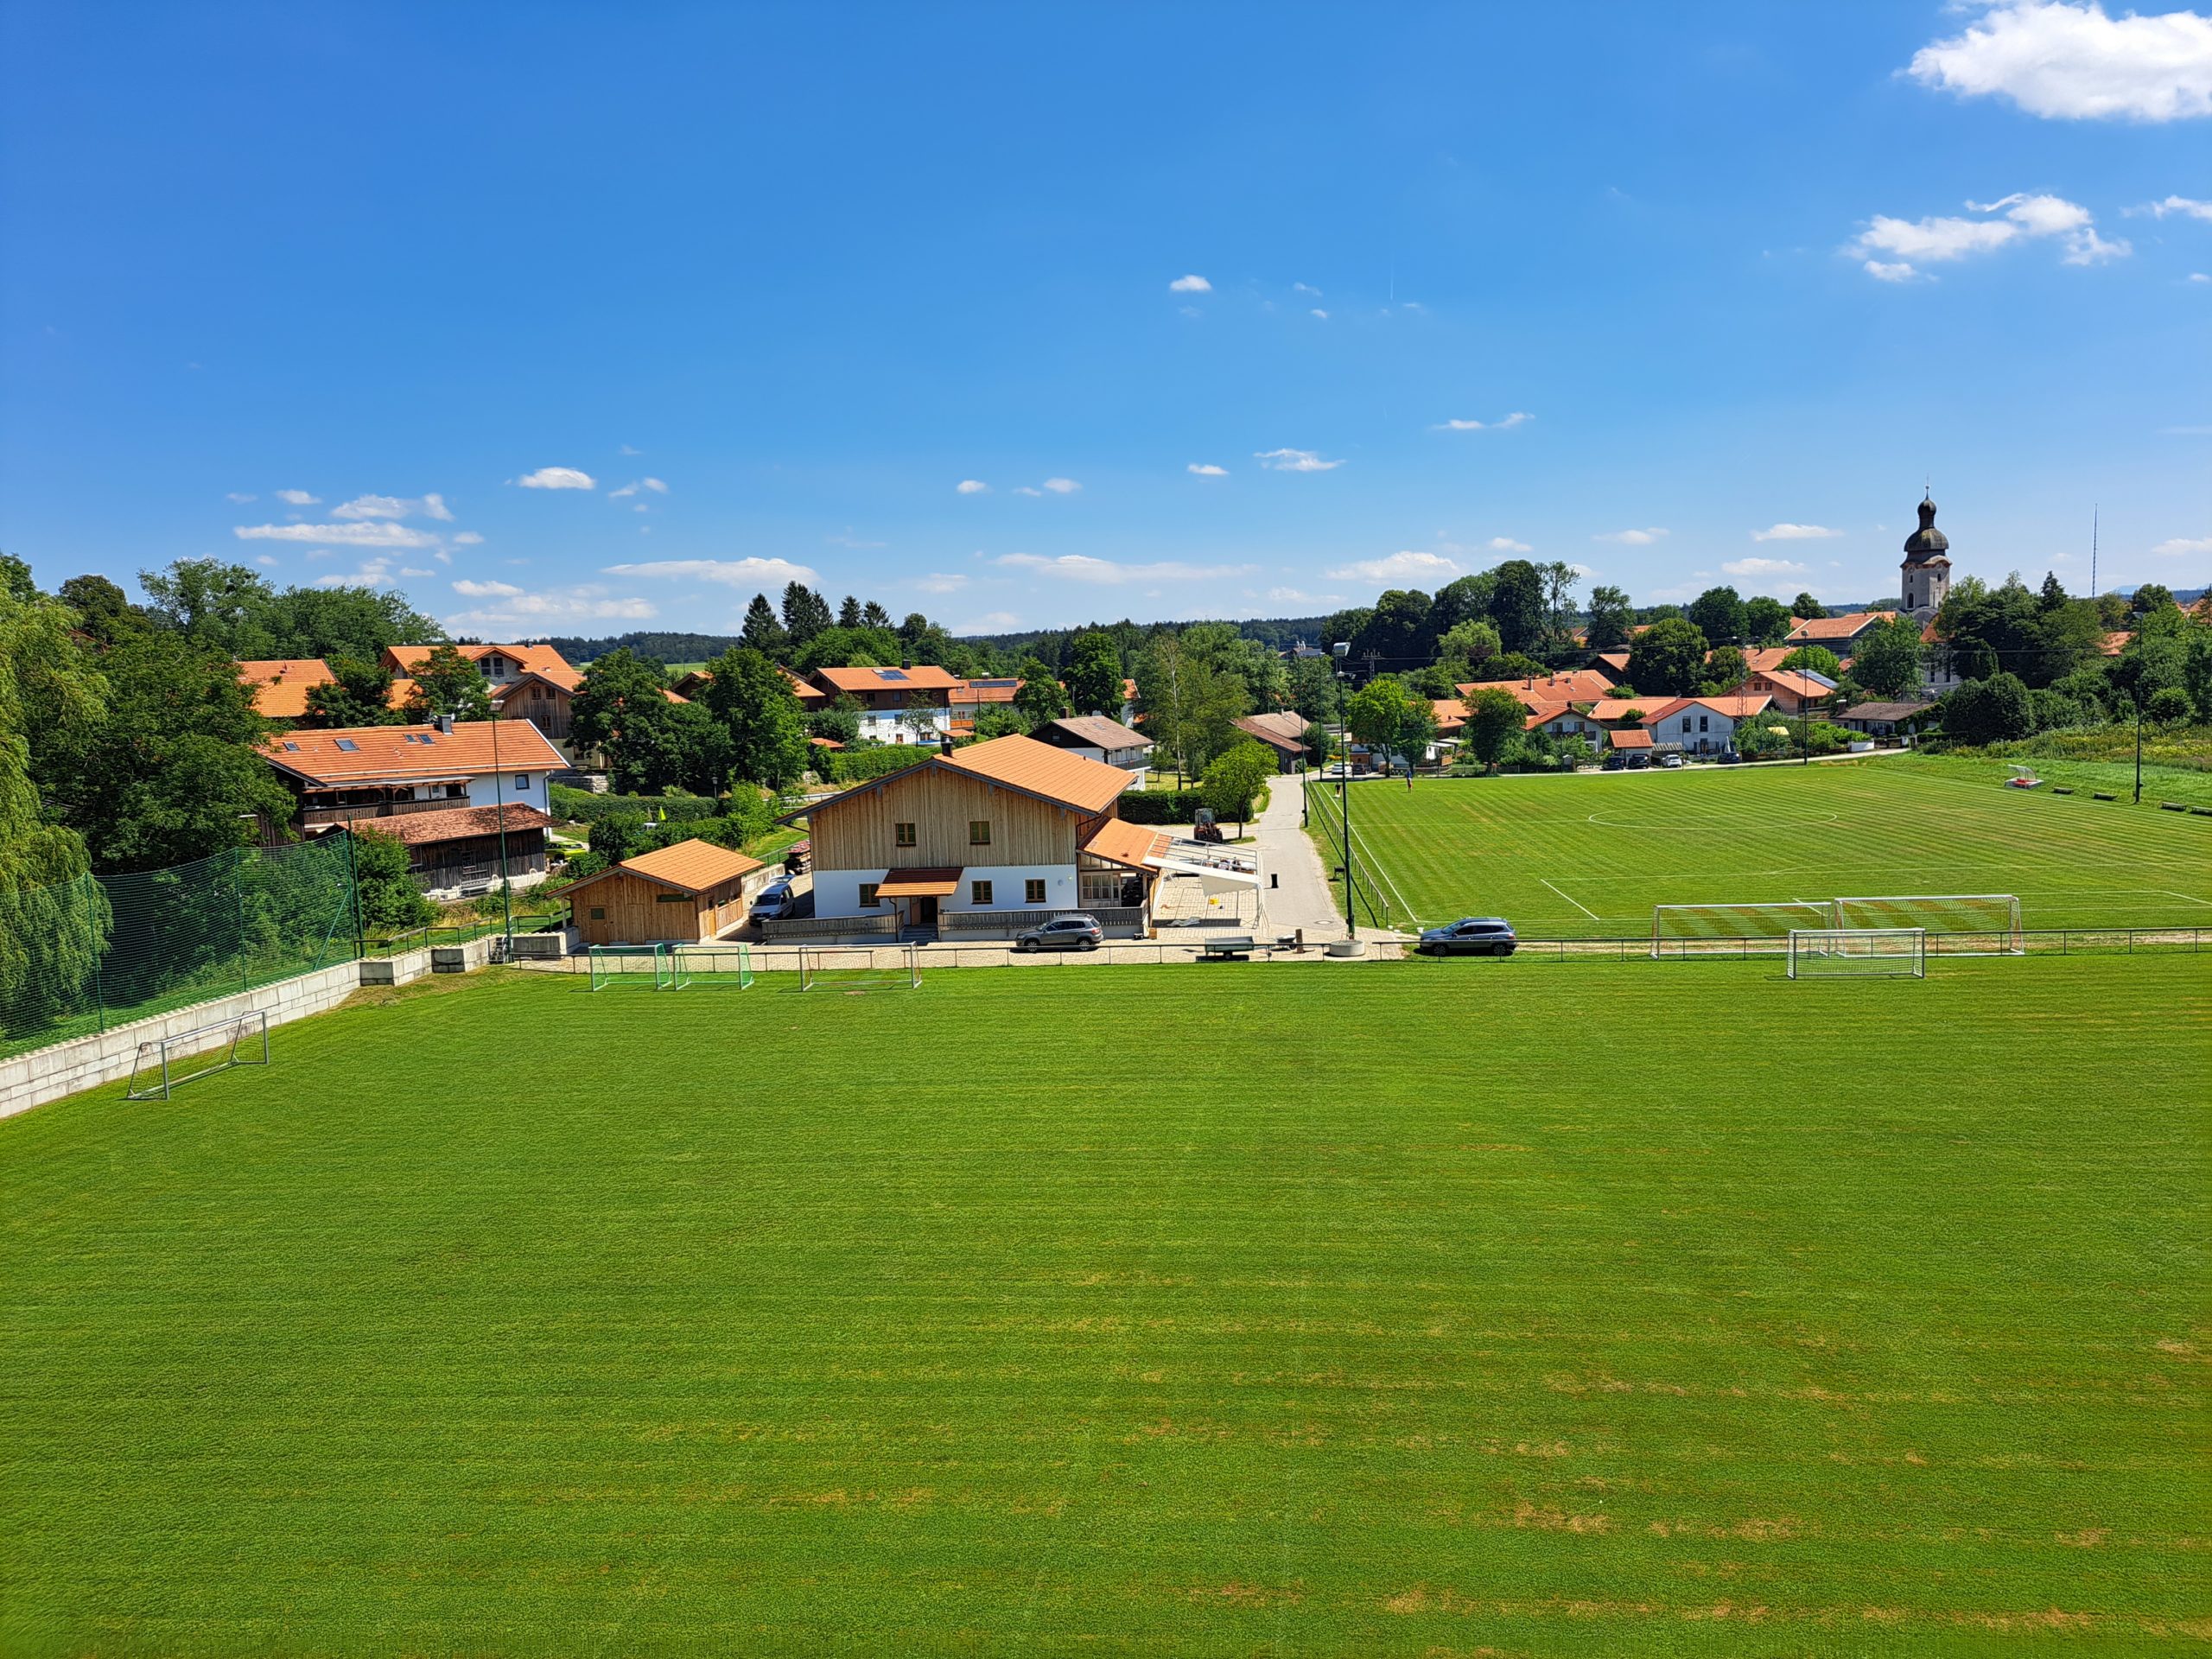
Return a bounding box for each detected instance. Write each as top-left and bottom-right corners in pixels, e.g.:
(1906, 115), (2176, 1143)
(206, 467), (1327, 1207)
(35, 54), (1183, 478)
(0, 957), (365, 1120)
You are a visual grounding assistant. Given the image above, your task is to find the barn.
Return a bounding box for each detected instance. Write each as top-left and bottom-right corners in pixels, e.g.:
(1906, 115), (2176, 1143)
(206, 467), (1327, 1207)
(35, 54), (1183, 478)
(564, 838), (769, 947)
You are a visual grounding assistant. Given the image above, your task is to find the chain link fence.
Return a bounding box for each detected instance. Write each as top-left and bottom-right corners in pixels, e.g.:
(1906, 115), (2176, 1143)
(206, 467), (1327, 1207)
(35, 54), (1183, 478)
(1, 837), (359, 1059)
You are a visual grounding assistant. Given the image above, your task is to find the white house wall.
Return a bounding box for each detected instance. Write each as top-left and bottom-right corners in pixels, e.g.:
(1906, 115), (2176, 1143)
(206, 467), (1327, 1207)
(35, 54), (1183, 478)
(814, 862), (1079, 918)
(461, 770), (550, 813)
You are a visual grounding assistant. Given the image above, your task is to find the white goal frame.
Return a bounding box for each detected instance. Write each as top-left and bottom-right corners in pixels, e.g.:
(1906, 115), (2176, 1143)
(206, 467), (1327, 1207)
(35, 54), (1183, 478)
(669, 943), (753, 989)
(125, 1009), (270, 1100)
(1651, 901), (1832, 957)
(1789, 927), (1926, 980)
(589, 944), (672, 990)
(798, 941), (921, 991)
(1829, 894), (2023, 956)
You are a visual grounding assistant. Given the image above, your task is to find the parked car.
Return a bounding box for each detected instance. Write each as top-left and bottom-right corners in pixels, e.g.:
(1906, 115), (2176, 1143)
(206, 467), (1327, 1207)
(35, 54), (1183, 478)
(1626, 753), (1651, 769)
(1717, 750), (1743, 765)
(1661, 753), (1685, 769)
(1415, 917), (1517, 957)
(1014, 914), (1103, 951)
(751, 876), (797, 920)
(1602, 753), (1625, 771)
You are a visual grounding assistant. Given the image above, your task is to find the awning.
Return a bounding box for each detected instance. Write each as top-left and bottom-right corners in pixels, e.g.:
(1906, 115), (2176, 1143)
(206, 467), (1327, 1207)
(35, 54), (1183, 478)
(875, 867), (962, 898)
(1154, 857), (1262, 892)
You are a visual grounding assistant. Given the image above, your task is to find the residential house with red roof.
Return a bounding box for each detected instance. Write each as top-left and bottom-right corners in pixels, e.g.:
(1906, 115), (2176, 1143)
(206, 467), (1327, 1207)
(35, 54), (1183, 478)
(807, 664), (962, 743)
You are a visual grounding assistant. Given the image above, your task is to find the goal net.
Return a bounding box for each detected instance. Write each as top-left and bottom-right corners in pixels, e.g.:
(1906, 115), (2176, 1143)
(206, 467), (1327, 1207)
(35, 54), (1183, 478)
(798, 942), (921, 992)
(1830, 894), (2022, 955)
(125, 1009), (270, 1100)
(589, 944), (673, 991)
(1789, 927), (1926, 980)
(1652, 901), (1832, 957)
(669, 944), (753, 989)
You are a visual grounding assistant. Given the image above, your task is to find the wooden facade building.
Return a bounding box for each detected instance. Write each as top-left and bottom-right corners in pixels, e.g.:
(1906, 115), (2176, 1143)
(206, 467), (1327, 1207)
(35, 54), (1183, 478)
(565, 838), (769, 946)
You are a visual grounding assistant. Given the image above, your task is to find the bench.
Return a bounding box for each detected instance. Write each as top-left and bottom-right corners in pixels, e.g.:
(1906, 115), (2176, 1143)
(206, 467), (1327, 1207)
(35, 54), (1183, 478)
(1199, 935), (1257, 961)
(2050, 785), (2074, 795)
(2092, 791), (2118, 802)
(2162, 801), (2187, 812)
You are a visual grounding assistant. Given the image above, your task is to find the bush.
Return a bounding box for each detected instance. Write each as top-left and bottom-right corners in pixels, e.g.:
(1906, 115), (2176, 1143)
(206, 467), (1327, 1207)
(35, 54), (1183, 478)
(2145, 686), (2194, 725)
(1116, 787), (1209, 823)
(549, 785), (718, 827)
(823, 744), (937, 785)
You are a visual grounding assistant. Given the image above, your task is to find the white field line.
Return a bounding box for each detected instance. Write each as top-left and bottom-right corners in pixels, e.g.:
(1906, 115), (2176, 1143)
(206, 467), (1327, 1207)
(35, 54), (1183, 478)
(1540, 878), (1599, 920)
(2160, 889), (2212, 908)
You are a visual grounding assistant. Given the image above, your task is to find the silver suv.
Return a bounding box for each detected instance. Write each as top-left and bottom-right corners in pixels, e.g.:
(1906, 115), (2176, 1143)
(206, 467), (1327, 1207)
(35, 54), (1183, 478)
(1014, 914), (1104, 951)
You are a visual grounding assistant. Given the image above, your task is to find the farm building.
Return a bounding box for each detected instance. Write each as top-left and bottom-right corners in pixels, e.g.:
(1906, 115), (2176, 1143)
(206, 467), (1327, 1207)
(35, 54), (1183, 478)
(563, 838), (770, 946)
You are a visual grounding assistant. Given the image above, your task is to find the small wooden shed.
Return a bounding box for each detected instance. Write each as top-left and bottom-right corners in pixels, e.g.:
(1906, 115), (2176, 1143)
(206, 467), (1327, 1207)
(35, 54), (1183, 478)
(565, 838), (767, 946)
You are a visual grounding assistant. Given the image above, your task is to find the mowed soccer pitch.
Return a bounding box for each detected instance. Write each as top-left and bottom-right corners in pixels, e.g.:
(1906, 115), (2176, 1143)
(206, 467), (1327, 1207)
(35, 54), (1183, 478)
(1311, 760), (2212, 936)
(4, 959), (2209, 1655)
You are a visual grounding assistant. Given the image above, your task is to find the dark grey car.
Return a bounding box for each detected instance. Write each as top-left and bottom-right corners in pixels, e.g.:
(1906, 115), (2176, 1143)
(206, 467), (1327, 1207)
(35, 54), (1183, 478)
(1415, 917), (1517, 957)
(1014, 914), (1103, 951)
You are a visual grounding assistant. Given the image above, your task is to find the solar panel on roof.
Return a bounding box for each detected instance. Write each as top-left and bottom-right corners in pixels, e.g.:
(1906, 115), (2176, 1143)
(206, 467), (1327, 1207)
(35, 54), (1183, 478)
(879, 669), (908, 680)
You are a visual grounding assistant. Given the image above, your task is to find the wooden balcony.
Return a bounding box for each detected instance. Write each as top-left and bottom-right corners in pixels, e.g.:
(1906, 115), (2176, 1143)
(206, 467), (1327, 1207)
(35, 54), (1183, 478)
(299, 795), (468, 828)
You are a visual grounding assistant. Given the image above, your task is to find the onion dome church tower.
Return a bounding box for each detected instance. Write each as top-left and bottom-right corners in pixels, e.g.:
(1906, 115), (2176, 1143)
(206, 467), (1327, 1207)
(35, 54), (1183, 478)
(1901, 492), (1951, 620)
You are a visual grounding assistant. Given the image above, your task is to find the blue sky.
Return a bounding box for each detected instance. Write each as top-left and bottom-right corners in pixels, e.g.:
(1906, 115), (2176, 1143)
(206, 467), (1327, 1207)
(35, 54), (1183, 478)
(3, 1), (2207, 639)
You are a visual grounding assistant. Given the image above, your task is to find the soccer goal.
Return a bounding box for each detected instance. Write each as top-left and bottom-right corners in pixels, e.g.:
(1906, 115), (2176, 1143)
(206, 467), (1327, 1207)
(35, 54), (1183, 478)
(589, 944), (673, 990)
(125, 1010), (270, 1100)
(669, 943), (753, 989)
(1831, 893), (2023, 955)
(1651, 901), (1832, 957)
(1789, 927), (1926, 979)
(798, 941), (921, 992)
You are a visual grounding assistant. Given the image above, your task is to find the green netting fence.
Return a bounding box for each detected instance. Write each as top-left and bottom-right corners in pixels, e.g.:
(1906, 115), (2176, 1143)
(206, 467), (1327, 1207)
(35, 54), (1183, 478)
(0, 837), (360, 1060)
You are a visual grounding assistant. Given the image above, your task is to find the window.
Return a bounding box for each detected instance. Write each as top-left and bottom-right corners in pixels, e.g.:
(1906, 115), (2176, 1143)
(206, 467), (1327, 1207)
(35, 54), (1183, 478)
(1680, 717), (1692, 733)
(1698, 715), (1709, 733)
(1025, 879), (1046, 905)
(655, 893), (689, 904)
(970, 880), (994, 905)
(334, 738), (359, 752)
(969, 820), (991, 846)
(859, 882), (880, 908)
(895, 822), (917, 848)
(531, 684), (544, 701)
(513, 773), (531, 790)
(589, 906), (606, 920)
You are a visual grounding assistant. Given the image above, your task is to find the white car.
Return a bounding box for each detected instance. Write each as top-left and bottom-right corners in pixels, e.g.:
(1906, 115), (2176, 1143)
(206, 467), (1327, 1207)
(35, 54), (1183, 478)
(751, 876), (797, 919)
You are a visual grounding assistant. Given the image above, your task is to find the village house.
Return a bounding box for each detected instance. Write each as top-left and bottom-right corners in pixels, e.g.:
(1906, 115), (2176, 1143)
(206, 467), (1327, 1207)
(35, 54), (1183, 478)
(1639, 693), (1777, 756)
(564, 838), (770, 947)
(1232, 711), (1313, 772)
(1783, 610), (1898, 655)
(237, 658), (340, 721)
(1835, 699), (1936, 739)
(789, 734), (1157, 938)
(1457, 669), (1616, 709)
(948, 677), (1022, 736)
(1745, 665), (1838, 715)
(808, 664), (961, 742)
(1028, 715), (1154, 785)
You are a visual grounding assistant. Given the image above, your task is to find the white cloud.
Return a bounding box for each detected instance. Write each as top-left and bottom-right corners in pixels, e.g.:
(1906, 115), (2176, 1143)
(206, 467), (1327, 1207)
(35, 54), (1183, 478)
(397, 566), (434, 577)
(1751, 523), (1843, 542)
(1486, 536), (1533, 553)
(331, 492), (451, 521)
(1254, 448), (1344, 473)
(1310, 308), (1330, 320)
(252, 554), (277, 567)
(451, 578), (524, 598)
(956, 479), (989, 494)
(1433, 411), (1533, 432)
(451, 531), (484, 545)
(601, 556), (820, 586)
(619, 443), (642, 455)
(512, 466), (595, 490)
(275, 488), (320, 505)
(2139, 194), (2212, 219)
(2151, 534), (2212, 556)
(914, 573), (969, 594)
(991, 553), (1255, 584)
(1267, 586), (1344, 605)
(1724, 556), (1811, 576)
(234, 519), (442, 549)
(1168, 274), (1212, 293)
(444, 585), (658, 632)
(1041, 477), (1080, 494)
(1013, 486), (1042, 497)
(311, 556), (400, 588)
(1850, 192), (2126, 278)
(1187, 463), (1229, 476)
(2192, 271), (2212, 283)
(608, 477), (670, 499)
(1595, 527), (1669, 545)
(226, 492), (257, 504)
(1908, 0), (2212, 123)
(1293, 282), (1322, 296)
(1325, 550), (1462, 583)
(956, 611), (1022, 632)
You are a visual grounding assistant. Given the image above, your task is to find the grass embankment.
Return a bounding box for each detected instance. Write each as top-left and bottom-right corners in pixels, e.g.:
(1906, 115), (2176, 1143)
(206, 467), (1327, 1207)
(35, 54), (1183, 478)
(1898, 746), (2212, 809)
(1306, 760), (2212, 936)
(3, 958), (2207, 1655)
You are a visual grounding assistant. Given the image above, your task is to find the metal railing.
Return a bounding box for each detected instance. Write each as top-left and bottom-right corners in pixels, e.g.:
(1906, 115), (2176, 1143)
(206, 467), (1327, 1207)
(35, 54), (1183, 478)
(939, 906), (1147, 938)
(757, 912), (899, 942)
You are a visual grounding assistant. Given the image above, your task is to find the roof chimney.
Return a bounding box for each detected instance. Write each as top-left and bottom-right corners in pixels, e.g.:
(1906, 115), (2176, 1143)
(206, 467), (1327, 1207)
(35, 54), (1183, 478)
(436, 714), (454, 734)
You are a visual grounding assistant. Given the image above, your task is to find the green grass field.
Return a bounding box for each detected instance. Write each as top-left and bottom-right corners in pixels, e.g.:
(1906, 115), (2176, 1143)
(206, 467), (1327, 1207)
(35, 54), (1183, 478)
(1306, 760), (2212, 938)
(4, 959), (2208, 1655)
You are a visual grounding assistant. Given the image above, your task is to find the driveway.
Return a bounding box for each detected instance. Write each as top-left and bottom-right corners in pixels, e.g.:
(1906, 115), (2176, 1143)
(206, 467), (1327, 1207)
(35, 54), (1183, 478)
(1255, 772), (1361, 941)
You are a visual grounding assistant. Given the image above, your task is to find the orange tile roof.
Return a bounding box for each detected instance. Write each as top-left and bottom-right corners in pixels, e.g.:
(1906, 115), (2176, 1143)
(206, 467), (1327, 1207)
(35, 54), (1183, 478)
(939, 733), (1132, 813)
(262, 719), (567, 785)
(1785, 610), (1895, 642)
(1595, 651), (1632, 674)
(1749, 668), (1834, 701)
(1235, 712), (1308, 750)
(616, 838), (764, 893)
(384, 642), (580, 688)
(237, 658), (336, 719)
(1666, 694), (1774, 720)
(1082, 817), (1171, 870)
(1430, 698), (1467, 732)
(1608, 727), (1654, 748)
(2097, 630), (2133, 657)
(1586, 700), (1651, 721)
(1457, 670), (1614, 707)
(367, 802), (554, 846)
(783, 667), (829, 704)
(1523, 702), (1599, 729)
(1740, 647), (1795, 672)
(812, 664), (962, 694)
(1045, 715), (1149, 750)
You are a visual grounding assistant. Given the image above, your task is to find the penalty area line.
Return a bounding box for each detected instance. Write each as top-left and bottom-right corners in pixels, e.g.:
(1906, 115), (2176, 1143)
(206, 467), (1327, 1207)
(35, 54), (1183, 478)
(1541, 877), (1600, 920)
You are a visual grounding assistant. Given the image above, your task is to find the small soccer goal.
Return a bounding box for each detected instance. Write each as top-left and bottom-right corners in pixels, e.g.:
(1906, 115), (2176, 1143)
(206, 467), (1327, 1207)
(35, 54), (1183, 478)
(1831, 894), (2023, 955)
(669, 944), (753, 989)
(1652, 901), (1832, 957)
(1788, 927), (1927, 979)
(798, 941), (921, 992)
(589, 944), (673, 991)
(125, 1010), (270, 1100)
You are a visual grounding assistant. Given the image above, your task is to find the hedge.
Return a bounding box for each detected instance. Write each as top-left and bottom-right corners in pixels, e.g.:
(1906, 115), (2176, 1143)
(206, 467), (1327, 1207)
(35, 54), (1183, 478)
(1116, 787), (1209, 823)
(549, 785), (719, 826)
(823, 746), (938, 785)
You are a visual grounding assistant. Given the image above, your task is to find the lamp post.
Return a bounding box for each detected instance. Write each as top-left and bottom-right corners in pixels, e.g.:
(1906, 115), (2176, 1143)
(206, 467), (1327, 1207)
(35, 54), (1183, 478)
(486, 693), (515, 950)
(1333, 640), (1353, 938)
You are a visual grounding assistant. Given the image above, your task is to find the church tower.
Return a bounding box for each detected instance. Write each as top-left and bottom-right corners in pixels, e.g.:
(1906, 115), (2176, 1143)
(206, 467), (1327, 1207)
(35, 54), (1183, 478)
(1901, 493), (1951, 620)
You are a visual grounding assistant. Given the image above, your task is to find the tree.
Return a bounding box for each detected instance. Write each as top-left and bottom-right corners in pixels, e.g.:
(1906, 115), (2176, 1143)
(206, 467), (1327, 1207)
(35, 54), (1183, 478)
(1700, 646), (1748, 695)
(1585, 585), (1635, 650)
(1489, 561), (1546, 656)
(1777, 644), (1842, 678)
(2131, 582), (2176, 615)
(837, 594), (863, 629)
(347, 826), (435, 932)
(572, 649), (677, 792)
(1013, 657), (1071, 728)
(1300, 721), (1333, 765)
(137, 558), (278, 656)
(1135, 631), (1249, 782)
(1850, 614), (1924, 700)
(700, 646), (811, 790)
(301, 657), (400, 728)
(780, 582), (834, 650)
(1943, 671), (2033, 746)
(1436, 618), (1502, 683)
(791, 625), (896, 673)
(261, 584), (440, 663)
(1460, 689), (1526, 768)
(1344, 675), (1418, 765)
(861, 601), (892, 631)
(1287, 654), (1341, 722)
(1199, 740), (1274, 830)
(1539, 561), (1582, 654)
(740, 593), (788, 659)
(1688, 586), (1746, 646)
(1062, 630), (1123, 716)
(1625, 615), (1710, 697)
(971, 704), (1029, 740)
(899, 691), (944, 745)
(57, 575), (147, 647)
(1351, 589), (1433, 667)
(2145, 686), (2192, 724)
(1430, 573), (1497, 638)
(401, 645), (494, 723)
(806, 695), (862, 747)
(1744, 595), (1791, 646)
(1483, 652), (1548, 683)
(1790, 593), (1827, 620)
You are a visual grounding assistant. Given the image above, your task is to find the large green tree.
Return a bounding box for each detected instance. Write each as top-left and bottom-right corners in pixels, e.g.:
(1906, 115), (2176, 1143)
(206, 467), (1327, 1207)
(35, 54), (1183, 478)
(1688, 586), (1746, 646)
(1014, 658), (1072, 728)
(1943, 671), (2033, 746)
(302, 657), (401, 728)
(701, 646), (810, 790)
(1199, 740), (1274, 830)
(779, 582), (834, 650)
(1584, 585), (1635, 650)
(1061, 630), (1124, 716)
(1743, 595), (1792, 646)
(740, 593), (788, 659)
(1489, 562), (1546, 656)
(1625, 615), (1710, 696)
(1848, 614), (1925, 700)
(400, 644), (494, 722)
(1460, 688), (1527, 768)
(573, 649), (678, 792)
(1135, 631), (1249, 782)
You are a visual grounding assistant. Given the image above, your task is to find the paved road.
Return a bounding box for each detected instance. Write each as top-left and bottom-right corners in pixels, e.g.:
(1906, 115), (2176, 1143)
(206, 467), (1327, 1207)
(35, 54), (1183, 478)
(1254, 772), (1402, 942)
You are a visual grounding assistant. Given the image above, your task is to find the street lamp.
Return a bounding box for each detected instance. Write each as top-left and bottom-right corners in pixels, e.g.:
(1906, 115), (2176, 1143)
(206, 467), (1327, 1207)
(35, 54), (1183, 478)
(1333, 640), (1353, 938)
(486, 693), (515, 950)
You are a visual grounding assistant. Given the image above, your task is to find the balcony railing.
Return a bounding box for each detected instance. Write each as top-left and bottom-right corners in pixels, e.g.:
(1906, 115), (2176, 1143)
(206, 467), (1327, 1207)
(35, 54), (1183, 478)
(300, 797), (469, 827)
